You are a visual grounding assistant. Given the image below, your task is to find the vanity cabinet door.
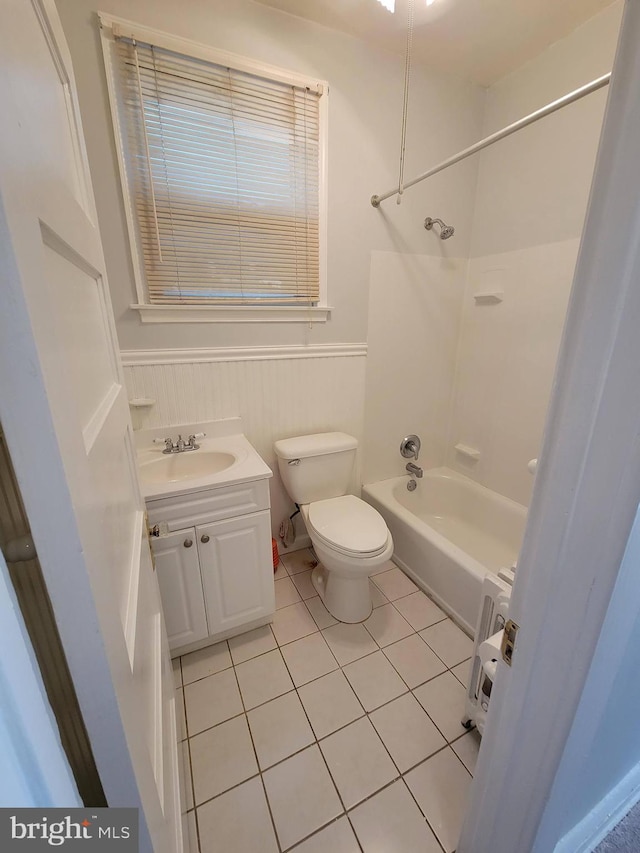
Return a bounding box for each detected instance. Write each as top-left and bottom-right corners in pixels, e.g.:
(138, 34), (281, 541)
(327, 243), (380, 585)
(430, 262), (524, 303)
(197, 510), (275, 635)
(152, 528), (209, 651)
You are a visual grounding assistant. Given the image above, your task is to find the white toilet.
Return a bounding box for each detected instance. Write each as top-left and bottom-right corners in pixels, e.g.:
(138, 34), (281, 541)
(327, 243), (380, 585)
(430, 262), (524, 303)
(274, 432), (393, 623)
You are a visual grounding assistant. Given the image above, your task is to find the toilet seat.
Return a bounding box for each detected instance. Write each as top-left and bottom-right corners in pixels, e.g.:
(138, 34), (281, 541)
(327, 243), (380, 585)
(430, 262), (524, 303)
(307, 495), (389, 558)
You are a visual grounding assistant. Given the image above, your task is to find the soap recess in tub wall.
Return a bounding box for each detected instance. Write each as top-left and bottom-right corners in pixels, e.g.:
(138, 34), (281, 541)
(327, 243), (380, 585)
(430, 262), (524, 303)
(454, 443), (481, 462)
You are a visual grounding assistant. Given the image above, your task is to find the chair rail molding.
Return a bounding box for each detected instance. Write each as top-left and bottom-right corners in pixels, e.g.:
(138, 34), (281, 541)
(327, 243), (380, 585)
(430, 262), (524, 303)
(120, 343), (367, 366)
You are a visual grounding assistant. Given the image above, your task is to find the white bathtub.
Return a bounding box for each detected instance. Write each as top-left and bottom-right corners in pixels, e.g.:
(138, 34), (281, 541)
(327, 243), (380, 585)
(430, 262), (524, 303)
(362, 468), (527, 636)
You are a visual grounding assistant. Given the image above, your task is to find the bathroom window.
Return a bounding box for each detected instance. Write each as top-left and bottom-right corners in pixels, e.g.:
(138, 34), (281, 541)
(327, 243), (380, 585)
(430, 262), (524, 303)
(100, 16), (329, 323)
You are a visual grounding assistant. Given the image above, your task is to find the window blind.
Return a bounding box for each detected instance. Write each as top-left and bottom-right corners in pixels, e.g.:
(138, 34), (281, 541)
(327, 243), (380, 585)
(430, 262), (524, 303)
(114, 38), (321, 305)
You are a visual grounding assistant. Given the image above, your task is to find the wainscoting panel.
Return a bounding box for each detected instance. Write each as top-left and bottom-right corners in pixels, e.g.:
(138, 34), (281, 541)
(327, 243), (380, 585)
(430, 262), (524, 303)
(122, 347), (367, 537)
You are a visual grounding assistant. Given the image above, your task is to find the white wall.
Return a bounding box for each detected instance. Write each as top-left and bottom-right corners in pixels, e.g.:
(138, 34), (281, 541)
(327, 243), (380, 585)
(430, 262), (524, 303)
(55, 0), (483, 352)
(446, 2), (623, 506)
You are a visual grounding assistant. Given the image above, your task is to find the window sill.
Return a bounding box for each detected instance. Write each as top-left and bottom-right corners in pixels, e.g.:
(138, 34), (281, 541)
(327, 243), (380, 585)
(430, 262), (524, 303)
(131, 304), (332, 324)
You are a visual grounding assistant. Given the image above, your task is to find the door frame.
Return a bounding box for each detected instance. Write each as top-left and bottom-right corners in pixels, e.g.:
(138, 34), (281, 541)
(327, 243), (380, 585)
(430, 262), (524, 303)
(459, 2), (640, 851)
(0, 546), (81, 807)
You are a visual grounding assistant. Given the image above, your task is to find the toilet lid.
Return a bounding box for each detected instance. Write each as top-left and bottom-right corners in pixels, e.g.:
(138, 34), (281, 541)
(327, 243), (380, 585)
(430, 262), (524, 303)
(307, 495), (389, 556)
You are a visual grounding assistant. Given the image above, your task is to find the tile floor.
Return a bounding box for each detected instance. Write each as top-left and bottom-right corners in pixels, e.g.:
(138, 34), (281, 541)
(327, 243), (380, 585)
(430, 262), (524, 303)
(175, 550), (481, 853)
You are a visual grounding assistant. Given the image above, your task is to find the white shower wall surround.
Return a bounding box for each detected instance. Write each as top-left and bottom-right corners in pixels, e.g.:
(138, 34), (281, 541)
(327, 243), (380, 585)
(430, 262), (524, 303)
(122, 345), (367, 536)
(447, 239), (580, 506)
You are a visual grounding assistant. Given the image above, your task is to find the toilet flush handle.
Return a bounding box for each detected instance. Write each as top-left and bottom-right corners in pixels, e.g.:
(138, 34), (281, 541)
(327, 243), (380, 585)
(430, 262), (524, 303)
(288, 459), (301, 466)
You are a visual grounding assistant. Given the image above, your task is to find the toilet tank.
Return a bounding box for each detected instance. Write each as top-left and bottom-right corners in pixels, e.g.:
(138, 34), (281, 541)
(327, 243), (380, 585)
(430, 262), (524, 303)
(274, 432), (358, 505)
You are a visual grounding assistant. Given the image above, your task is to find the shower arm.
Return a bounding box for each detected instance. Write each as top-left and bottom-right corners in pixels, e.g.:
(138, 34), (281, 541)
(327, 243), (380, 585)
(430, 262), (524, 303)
(371, 72), (611, 208)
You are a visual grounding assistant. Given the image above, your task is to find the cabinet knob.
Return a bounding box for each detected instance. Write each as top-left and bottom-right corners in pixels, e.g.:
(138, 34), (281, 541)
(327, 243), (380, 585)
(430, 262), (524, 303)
(200, 534), (210, 543)
(183, 539), (193, 548)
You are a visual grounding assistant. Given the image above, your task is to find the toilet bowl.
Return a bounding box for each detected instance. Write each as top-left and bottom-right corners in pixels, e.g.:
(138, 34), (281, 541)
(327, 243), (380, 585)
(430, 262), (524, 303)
(274, 433), (393, 623)
(301, 498), (393, 622)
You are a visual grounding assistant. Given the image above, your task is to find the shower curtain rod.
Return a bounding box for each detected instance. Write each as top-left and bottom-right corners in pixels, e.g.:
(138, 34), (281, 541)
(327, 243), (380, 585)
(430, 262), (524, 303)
(370, 72), (611, 207)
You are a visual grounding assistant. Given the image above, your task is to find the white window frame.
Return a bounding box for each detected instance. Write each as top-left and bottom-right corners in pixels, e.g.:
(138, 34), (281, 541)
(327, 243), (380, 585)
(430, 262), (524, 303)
(99, 12), (330, 324)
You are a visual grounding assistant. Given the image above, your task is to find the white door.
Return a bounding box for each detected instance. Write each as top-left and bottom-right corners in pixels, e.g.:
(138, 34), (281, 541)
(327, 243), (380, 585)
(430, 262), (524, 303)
(0, 2), (180, 852)
(153, 529), (209, 651)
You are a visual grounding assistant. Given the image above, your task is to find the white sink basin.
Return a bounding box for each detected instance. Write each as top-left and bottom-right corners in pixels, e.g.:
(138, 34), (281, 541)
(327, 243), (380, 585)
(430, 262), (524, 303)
(135, 425), (272, 499)
(139, 450), (237, 485)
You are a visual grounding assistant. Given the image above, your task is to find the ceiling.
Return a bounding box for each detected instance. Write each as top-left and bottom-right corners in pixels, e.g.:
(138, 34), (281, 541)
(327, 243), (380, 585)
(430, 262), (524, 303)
(253, 0), (617, 86)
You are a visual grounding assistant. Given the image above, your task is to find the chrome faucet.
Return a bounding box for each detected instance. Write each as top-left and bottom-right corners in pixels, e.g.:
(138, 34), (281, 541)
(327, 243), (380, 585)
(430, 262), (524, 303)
(154, 433), (204, 454)
(406, 462), (423, 478)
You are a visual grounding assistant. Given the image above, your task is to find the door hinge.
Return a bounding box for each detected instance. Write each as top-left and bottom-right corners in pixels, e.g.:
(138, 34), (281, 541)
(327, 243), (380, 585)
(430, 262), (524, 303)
(501, 619), (519, 666)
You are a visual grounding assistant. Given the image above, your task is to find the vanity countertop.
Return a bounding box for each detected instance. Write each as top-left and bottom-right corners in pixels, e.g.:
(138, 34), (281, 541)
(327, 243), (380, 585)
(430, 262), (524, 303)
(136, 421), (272, 501)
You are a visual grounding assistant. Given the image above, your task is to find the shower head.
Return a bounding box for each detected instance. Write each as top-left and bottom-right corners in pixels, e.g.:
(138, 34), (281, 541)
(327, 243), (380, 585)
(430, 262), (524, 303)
(424, 217), (455, 240)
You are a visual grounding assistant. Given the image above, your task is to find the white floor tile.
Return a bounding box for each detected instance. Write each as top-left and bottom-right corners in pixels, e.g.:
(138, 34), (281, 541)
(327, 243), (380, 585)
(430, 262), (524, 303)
(274, 559), (288, 581)
(280, 632), (338, 686)
(369, 559), (396, 576)
(320, 717), (398, 809)
(322, 622), (378, 666)
(263, 745), (342, 850)
(176, 688), (187, 741)
(420, 619), (474, 667)
(235, 649), (294, 710)
(364, 603), (414, 647)
(182, 810), (198, 853)
(247, 691), (315, 770)
(275, 576), (303, 609)
(342, 651), (407, 712)
(290, 816), (360, 853)
(190, 715), (258, 804)
(452, 729), (481, 775)
(298, 670), (364, 739)
(349, 779), (442, 853)
(383, 634), (447, 689)
(291, 568), (317, 600)
(304, 595), (338, 630)
(272, 601), (319, 646)
(172, 658), (182, 690)
(451, 658), (472, 688)
(228, 625), (277, 665)
(371, 567), (419, 601)
(392, 591), (447, 631)
(369, 581), (388, 608)
(404, 748), (472, 853)
(181, 641), (231, 685)
(184, 668), (243, 736)
(413, 671), (468, 743)
(197, 777), (278, 853)
(369, 693), (446, 773)
(280, 548), (319, 576)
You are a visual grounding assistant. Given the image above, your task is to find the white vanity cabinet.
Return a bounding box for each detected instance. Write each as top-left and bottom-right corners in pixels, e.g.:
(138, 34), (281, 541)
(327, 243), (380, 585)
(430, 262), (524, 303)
(147, 477), (274, 654)
(152, 528), (209, 649)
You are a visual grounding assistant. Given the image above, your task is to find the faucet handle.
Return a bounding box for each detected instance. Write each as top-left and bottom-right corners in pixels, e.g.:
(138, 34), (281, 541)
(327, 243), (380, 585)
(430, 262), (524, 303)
(400, 434), (421, 460)
(153, 437), (174, 452)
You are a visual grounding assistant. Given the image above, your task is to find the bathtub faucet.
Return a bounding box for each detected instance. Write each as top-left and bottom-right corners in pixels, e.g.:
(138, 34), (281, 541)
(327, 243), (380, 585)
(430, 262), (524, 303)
(406, 462), (423, 478)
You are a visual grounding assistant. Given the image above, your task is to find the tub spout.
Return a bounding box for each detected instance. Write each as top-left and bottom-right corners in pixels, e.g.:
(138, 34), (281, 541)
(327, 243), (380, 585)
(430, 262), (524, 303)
(406, 462), (423, 478)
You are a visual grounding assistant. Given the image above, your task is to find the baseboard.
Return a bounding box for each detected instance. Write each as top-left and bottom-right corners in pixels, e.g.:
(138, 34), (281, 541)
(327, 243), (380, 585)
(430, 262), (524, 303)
(554, 762), (640, 853)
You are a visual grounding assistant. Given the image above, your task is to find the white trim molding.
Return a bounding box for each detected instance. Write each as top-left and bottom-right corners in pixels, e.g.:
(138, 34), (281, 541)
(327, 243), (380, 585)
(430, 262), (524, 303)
(120, 343), (367, 366)
(130, 304), (332, 324)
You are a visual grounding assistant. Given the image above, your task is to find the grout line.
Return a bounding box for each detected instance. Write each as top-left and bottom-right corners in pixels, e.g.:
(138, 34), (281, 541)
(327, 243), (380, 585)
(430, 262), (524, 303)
(400, 775), (450, 853)
(276, 633), (350, 848)
(231, 654), (284, 853)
